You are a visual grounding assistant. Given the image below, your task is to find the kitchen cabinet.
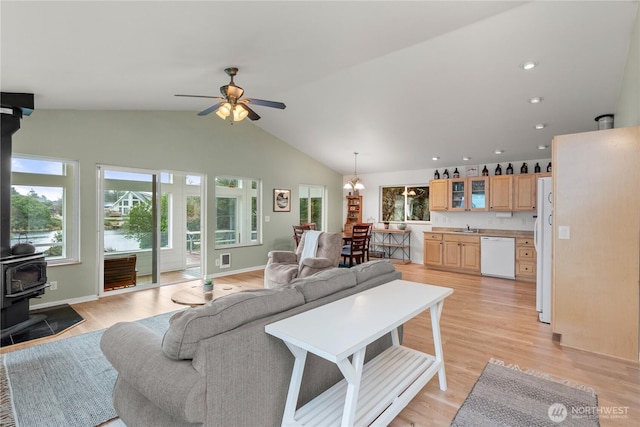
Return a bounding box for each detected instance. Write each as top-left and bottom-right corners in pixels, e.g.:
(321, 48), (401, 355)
(514, 173), (552, 211)
(442, 240), (461, 268)
(432, 173), (551, 213)
(428, 179), (448, 211)
(344, 195), (362, 233)
(449, 177), (489, 212)
(462, 240), (481, 271)
(513, 175), (536, 211)
(425, 232), (480, 273)
(423, 233), (443, 266)
(448, 178), (466, 211)
(515, 237), (536, 282)
(489, 175), (513, 211)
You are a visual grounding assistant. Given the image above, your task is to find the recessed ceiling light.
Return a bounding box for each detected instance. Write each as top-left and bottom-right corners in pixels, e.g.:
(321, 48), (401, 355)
(535, 123), (546, 129)
(538, 145), (548, 150)
(462, 157), (471, 161)
(529, 97), (543, 104)
(520, 60), (537, 70)
(494, 150), (504, 155)
(432, 156), (440, 161)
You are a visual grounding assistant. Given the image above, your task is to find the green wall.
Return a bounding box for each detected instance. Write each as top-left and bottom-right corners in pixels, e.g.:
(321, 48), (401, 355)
(12, 110), (343, 305)
(615, 5), (640, 127)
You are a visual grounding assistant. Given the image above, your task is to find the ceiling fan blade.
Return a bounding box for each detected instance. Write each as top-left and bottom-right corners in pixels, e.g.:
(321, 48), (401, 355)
(244, 98), (286, 109)
(239, 104), (261, 121)
(175, 94), (225, 100)
(197, 102), (224, 116)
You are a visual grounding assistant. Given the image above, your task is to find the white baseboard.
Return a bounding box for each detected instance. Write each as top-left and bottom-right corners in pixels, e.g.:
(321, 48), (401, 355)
(209, 264), (265, 279)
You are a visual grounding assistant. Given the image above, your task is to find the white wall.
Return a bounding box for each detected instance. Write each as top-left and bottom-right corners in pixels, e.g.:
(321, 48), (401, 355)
(344, 158), (551, 264)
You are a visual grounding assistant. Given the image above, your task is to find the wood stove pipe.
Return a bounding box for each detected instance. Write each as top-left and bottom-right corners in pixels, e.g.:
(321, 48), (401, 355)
(1, 92), (34, 258)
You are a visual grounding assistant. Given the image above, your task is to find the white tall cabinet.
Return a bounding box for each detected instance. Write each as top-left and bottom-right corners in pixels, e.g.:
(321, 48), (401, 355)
(552, 126), (639, 361)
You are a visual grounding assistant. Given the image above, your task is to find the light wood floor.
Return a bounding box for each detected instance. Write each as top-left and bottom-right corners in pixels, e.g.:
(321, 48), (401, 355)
(2, 264), (638, 426)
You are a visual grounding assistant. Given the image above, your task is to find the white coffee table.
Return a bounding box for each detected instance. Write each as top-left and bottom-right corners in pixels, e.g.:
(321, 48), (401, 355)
(265, 279), (453, 427)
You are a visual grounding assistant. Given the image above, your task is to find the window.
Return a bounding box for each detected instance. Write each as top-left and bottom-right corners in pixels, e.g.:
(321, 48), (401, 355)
(215, 176), (261, 247)
(381, 185), (430, 222)
(103, 170), (170, 250)
(11, 155), (79, 264)
(299, 185), (325, 230)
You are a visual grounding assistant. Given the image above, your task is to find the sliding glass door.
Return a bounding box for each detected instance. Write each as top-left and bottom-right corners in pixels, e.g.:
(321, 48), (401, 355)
(98, 166), (204, 294)
(99, 167), (158, 291)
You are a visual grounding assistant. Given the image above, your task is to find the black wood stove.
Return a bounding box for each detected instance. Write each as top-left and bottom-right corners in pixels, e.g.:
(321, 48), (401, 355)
(0, 92), (48, 338)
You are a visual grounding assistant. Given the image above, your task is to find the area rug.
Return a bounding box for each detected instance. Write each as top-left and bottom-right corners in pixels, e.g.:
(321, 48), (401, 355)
(0, 310), (178, 427)
(451, 359), (599, 427)
(0, 304), (84, 347)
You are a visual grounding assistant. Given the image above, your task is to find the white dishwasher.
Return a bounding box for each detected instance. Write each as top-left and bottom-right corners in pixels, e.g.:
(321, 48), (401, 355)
(481, 236), (515, 279)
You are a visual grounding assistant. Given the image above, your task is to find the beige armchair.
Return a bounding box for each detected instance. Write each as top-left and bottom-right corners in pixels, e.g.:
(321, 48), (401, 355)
(264, 231), (343, 288)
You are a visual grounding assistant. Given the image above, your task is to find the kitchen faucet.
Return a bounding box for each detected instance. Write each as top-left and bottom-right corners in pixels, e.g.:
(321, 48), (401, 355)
(466, 224), (471, 231)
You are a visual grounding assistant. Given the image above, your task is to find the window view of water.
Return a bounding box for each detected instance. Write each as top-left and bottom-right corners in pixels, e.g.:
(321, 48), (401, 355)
(11, 230), (141, 253)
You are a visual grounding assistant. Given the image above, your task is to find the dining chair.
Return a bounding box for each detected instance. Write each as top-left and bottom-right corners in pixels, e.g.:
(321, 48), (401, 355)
(301, 222), (317, 230)
(341, 224), (369, 267)
(293, 224), (312, 247)
(356, 222), (373, 261)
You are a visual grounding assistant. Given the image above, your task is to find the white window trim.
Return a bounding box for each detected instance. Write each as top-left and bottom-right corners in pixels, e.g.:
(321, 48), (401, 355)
(11, 153), (80, 265)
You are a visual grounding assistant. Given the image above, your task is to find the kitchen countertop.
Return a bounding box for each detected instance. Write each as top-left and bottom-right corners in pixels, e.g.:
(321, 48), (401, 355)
(427, 227), (534, 238)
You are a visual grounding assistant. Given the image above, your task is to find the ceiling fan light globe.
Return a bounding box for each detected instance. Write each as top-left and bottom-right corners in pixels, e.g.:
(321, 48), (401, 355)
(217, 103), (231, 118)
(233, 105), (249, 121)
(215, 110), (227, 120)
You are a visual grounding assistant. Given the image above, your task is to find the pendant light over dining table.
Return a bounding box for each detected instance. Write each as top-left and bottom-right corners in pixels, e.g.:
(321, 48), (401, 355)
(344, 152), (365, 194)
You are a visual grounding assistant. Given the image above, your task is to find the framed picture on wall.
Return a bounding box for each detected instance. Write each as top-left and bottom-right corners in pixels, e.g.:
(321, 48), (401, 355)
(273, 189), (291, 212)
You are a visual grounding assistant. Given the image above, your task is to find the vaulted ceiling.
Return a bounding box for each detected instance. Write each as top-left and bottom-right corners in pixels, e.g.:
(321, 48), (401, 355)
(1, 1), (637, 175)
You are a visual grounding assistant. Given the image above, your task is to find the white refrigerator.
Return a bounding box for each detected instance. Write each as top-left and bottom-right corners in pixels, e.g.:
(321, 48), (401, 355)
(534, 177), (552, 323)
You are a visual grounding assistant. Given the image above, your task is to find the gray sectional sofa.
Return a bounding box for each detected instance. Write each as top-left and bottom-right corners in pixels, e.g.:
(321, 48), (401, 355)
(100, 260), (401, 427)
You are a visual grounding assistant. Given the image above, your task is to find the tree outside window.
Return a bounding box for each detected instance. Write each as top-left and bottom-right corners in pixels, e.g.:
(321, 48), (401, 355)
(122, 194), (169, 249)
(299, 185), (324, 230)
(381, 185), (430, 222)
(11, 155), (79, 263)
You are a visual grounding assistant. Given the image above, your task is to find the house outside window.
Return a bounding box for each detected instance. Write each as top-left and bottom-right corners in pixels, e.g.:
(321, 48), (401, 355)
(381, 185), (430, 222)
(11, 155), (79, 264)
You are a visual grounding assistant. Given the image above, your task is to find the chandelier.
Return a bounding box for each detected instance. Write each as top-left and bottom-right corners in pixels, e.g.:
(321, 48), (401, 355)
(343, 152), (365, 193)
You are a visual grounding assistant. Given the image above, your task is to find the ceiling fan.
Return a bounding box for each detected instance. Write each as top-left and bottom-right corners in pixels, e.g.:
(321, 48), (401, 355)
(175, 67), (286, 122)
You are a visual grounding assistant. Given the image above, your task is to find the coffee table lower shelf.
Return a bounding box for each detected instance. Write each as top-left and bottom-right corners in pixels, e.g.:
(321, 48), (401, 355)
(291, 346), (438, 427)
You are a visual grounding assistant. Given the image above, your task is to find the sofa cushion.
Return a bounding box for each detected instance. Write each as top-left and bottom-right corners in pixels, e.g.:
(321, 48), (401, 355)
(102, 322), (207, 423)
(290, 268), (357, 303)
(352, 259), (396, 283)
(264, 263), (300, 288)
(162, 287), (305, 360)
